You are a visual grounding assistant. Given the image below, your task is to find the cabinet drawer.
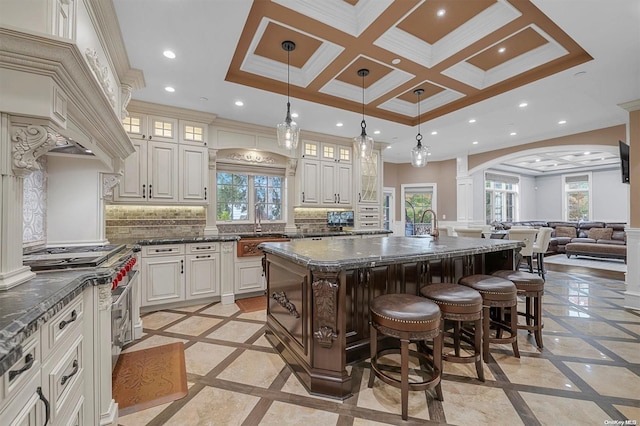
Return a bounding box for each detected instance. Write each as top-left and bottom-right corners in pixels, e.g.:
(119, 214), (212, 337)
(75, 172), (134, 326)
(143, 244), (185, 256)
(1, 331), (40, 409)
(359, 221), (381, 228)
(187, 242), (219, 254)
(358, 206), (380, 214)
(42, 295), (83, 358)
(42, 334), (83, 423)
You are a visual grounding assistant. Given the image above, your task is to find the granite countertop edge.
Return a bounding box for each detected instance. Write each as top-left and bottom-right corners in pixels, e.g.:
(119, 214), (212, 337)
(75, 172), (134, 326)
(0, 269), (112, 376)
(260, 237), (524, 272)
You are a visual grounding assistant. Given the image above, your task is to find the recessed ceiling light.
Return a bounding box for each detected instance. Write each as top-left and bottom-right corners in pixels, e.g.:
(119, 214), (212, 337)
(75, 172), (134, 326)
(391, 58), (401, 65)
(431, 131), (437, 135)
(291, 113), (299, 118)
(519, 102), (528, 108)
(164, 86), (175, 93)
(386, 145), (392, 149)
(163, 50), (176, 59)
(336, 122), (343, 127)
(472, 141), (478, 145)
(373, 130), (381, 135)
(437, 9), (446, 17)
(510, 132), (517, 136)
(468, 119), (476, 123)
(558, 120), (567, 124)
(235, 100), (244, 106)
(498, 47), (506, 53)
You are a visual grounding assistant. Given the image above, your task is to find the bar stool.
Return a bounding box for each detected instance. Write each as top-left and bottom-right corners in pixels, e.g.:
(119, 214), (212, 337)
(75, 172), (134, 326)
(368, 293), (443, 420)
(492, 270), (545, 349)
(420, 283), (484, 381)
(458, 274), (520, 360)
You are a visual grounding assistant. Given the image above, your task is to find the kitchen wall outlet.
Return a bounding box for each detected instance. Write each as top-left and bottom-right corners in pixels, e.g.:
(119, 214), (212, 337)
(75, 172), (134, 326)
(442, 214), (446, 220)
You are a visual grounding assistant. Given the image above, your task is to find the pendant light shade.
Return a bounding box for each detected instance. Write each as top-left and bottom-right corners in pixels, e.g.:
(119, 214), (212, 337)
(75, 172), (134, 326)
(353, 68), (374, 159)
(276, 41), (299, 150)
(411, 88), (429, 168)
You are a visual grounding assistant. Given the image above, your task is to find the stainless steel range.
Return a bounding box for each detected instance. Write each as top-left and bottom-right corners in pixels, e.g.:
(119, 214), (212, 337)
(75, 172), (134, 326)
(23, 244), (140, 368)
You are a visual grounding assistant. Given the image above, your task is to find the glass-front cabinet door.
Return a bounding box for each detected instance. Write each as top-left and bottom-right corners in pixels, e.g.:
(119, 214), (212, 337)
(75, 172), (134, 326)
(358, 151), (379, 203)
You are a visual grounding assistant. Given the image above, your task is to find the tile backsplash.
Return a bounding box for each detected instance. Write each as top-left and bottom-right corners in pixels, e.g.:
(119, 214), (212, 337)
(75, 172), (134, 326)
(105, 205), (206, 242)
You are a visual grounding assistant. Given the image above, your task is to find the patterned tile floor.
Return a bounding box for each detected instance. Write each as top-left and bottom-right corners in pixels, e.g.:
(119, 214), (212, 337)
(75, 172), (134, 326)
(117, 269), (640, 425)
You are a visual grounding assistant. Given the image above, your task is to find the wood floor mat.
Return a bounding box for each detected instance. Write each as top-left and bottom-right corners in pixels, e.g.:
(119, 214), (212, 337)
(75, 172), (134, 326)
(236, 295), (267, 313)
(112, 342), (187, 416)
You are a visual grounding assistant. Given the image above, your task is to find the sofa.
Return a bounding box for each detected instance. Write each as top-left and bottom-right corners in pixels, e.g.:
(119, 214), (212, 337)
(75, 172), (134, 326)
(493, 220), (627, 262)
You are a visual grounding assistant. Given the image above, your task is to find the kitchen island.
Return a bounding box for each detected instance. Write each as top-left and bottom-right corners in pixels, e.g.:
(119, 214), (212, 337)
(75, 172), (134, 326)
(260, 235), (523, 399)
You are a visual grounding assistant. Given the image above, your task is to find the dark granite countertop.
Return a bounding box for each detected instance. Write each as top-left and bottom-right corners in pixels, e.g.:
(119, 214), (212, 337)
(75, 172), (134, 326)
(136, 235), (240, 245)
(259, 235), (523, 272)
(0, 269), (113, 376)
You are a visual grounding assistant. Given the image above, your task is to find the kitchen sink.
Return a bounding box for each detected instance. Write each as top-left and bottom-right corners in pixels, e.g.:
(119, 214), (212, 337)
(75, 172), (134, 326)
(237, 235), (290, 257)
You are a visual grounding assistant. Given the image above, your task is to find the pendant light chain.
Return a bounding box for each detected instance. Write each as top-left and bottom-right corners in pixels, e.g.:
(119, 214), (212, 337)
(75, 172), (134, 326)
(411, 88), (428, 167)
(276, 40), (299, 150)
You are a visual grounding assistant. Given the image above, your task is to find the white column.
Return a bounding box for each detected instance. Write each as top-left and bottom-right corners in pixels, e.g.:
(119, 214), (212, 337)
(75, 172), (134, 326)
(456, 155), (473, 224)
(203, 148), (219, 235)
(284, 158), (298, 234)
(220, 241), (235, 304)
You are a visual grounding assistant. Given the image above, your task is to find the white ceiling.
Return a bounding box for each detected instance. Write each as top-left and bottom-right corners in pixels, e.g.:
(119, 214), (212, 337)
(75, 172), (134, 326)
(111, 0), (640, 173)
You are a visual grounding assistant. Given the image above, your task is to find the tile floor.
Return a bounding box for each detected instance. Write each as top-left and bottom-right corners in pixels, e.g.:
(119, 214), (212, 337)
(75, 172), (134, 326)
(117, 268), (640, 425)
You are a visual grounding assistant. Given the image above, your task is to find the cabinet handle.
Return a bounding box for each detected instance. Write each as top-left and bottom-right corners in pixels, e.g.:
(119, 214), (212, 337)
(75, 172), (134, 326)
(302, 192), (305, 202)
(149, 184), (152, 198)
(154, 248), (174, 252)
(311, 238), (322, 241)
(142, 184), (146, 199)
(194, 246), (211, 250)
(59, 310), (77, 330)
(181, 259), (184, 274)
(37, 386), (51, 426)
(196, 255), (211, 259)
(337, 194), (340, 203)
(204, 187), (207, 200)
(334, 194), (337, 203)
(358, 192), (362, 202)
(8, 353), (34, 381)
(60, 360), (79, 386)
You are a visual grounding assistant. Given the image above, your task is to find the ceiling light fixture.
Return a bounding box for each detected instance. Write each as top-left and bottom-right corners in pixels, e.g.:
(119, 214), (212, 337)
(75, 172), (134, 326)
(163, 50), (176, 59)
(410, 88), (428, 168)
(354, 68), (373, 159)
(498, 47), (506, 53)
(235, 100), (244, 106)
(558, 120), (567, 124)
(164, 86), (175, 92)
(468, 119), (476, 123)
(276, 40), (299, 150)
(519, 102), (528, 108)
(437, 9), (446, 17)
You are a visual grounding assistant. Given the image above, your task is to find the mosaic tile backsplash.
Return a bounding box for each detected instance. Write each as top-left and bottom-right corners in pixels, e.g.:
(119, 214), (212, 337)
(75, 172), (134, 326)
(105, 206), (352, 241)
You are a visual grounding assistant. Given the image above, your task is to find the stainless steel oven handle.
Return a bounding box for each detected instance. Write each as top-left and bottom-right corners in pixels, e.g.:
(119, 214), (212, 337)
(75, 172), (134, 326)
(112, 283), (131, 306)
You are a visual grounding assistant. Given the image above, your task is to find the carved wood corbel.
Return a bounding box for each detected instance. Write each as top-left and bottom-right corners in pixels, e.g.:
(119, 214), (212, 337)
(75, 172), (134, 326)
(101, 173), (121, 200)
(10, 125), (58, 177)
(312, 278), (339, 348)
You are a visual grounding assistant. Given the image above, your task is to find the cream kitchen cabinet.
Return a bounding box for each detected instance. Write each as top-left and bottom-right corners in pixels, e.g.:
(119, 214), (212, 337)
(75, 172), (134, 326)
(1, 293), (85, 426)
(141, 243), (219, 309)
(298, 141), (352, 206)
(234, 257), (265, 294)
(355, 149), (383, 229)
(122, 113), (179, 143)
(114, 141), (208, 204)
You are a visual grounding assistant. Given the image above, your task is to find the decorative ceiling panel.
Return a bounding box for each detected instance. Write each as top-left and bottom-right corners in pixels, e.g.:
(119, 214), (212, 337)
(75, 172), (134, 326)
(226, 0), (592, 127)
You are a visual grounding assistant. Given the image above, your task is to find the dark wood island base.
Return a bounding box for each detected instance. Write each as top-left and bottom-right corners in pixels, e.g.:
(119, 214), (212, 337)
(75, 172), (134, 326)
(261, 236), (522, 399)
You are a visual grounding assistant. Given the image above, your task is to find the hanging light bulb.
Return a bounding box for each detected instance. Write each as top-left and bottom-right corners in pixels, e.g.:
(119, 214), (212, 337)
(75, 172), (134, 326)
(276, 41), (299, 150)
(411, 88), (429, 167)
(353, 68), (373, 159)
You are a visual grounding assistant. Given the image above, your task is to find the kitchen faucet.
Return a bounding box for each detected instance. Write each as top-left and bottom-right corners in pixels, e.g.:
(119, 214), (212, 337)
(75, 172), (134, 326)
(419, 208), (439, 239)
(254, 202), (264, 233)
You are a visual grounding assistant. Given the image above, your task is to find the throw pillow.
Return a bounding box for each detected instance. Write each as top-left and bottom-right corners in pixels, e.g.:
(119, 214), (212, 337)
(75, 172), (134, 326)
(588, 227), (613, 240)
(555, 226), (576, 238)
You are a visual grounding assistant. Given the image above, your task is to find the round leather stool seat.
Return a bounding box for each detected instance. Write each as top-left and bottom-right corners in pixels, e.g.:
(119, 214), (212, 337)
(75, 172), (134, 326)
(458, 274), (520, 360)
(420, 283), (484, 380)
(368, 293), (443, 420)
(458, 274), (517, 303)
(492, 270), (544, 292)
(492, 270), (545, 349)
(370, 293), (441, 336)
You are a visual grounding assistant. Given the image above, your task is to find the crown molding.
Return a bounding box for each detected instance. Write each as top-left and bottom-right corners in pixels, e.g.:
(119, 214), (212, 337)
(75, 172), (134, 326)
(128, 100), (217, 124)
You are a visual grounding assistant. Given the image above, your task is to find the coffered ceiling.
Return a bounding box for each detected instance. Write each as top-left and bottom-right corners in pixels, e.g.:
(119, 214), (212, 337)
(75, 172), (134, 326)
(227, 0), (590, 127)
(112, 0), (640, 168)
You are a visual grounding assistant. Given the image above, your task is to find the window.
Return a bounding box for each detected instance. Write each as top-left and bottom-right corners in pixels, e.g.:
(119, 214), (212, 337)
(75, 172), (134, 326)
(383, 188), (395, 231)
(563, 173), (591, 221)
(485, 172), (519, 224)
(402, 184), (437, 236)
(122, 116), (141, 134)
(184, 125), (204, 142)
(216, 172), (282, 221)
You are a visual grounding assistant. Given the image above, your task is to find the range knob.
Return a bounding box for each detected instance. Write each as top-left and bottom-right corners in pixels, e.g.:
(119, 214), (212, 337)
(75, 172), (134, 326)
(111, 279), (118, 291)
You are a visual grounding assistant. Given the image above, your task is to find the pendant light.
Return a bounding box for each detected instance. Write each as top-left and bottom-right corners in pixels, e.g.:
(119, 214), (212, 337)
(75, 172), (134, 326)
(411, 88), (429, 167)
(276, 40), (299, 150)
(353, 68), (373, 159)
